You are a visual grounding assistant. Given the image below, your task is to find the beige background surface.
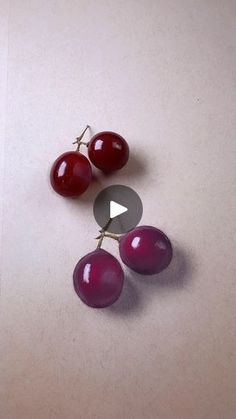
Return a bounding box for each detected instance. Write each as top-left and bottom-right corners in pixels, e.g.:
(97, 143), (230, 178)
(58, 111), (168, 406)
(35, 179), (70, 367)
(1, 1), (236, 418)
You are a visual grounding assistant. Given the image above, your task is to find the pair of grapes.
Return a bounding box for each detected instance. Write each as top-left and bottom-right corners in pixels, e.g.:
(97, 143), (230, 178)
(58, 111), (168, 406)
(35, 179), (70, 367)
(50, 126), (129, 197)
(73, 225), (173, 308)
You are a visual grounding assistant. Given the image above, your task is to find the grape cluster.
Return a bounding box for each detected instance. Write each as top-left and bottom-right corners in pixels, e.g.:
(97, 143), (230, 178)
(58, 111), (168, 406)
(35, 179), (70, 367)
(50, 126), (173, 309)
(73, 225), (172, 308)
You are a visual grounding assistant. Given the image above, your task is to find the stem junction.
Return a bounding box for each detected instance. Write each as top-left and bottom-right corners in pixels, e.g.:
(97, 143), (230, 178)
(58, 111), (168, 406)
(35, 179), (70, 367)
(73, 125), (90, 151)
(96, 219), (121, 249)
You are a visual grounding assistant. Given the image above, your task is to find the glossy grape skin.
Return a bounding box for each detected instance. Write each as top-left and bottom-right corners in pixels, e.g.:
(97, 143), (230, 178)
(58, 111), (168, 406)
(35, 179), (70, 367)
(119, 226), (173, 275)
(88, 131), (129, 172)
(50, 151), (92, 197)
(73, 249), (124, 308)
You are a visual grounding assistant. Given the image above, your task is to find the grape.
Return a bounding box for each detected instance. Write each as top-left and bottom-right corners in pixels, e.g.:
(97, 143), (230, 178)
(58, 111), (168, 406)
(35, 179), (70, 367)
(88, 131), (129, 172)
(73, 249), (124, 308)
(119, 226), (172, 275)
(50, 151), (92, 197)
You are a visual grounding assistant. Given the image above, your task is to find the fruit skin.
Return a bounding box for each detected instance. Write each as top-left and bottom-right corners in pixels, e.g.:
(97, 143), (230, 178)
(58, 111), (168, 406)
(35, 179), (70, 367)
(119, 226), (173, 275)
(73, 249), (124, 308)
(50, 151), (92, 197)
(88, 131), (129, 172)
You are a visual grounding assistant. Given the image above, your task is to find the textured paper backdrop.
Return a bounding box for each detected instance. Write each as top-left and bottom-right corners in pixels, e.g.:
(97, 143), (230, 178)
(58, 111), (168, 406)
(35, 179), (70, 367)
(1, 1), (236, 418)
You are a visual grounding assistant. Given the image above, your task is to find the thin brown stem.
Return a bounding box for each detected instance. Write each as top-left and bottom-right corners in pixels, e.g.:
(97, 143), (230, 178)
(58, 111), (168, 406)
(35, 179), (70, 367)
(73, 125), (90, 151)
(96, 232), (121, 242)
(96, 218), (113, 249)
(101, 218), (112, 232)
(96, 235), (104, 249)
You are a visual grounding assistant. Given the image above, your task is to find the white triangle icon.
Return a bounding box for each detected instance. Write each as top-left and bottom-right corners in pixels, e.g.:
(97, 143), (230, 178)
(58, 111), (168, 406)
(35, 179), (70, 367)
(110, 200), (128, 219)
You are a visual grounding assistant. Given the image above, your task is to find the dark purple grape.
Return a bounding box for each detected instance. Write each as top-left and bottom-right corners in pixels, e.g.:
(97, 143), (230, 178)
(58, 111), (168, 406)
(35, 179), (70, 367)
(119, 226), (173, 275)
(88, 131), (129, 172)
(73, 249), (124, 308)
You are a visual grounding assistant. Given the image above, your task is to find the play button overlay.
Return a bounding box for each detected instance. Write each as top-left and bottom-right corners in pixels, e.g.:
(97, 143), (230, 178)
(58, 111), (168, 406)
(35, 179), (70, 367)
(110, 201), (128, 219)
(93, 185), (143, 234)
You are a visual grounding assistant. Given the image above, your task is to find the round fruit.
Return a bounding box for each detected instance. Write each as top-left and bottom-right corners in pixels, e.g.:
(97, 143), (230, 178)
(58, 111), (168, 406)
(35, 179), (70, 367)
(119, 226), (173, 275)
(50, 151), (92, 197)
(88, 131), (129, 172)
(73, 249), (124, 308)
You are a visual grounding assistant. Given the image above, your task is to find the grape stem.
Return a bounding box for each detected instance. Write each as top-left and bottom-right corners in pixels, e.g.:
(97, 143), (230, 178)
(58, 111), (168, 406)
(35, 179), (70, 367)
(73, 125), (90, 151)
(96, 219), (121, 249)
(96, 218), (112, 249)
(96, 232), (121, 242)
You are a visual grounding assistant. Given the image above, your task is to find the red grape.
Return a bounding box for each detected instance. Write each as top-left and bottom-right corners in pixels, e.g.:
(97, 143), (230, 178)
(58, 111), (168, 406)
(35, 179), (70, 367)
(73, 249), (124, 308)
(88, 131), (129, 172)
(119, 226), (173, 275)
(50, 151), (92, 197)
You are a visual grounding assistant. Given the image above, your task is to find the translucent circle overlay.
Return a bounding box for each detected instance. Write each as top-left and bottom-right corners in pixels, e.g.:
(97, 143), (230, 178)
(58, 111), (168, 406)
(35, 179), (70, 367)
(93, 185), (143, 234)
